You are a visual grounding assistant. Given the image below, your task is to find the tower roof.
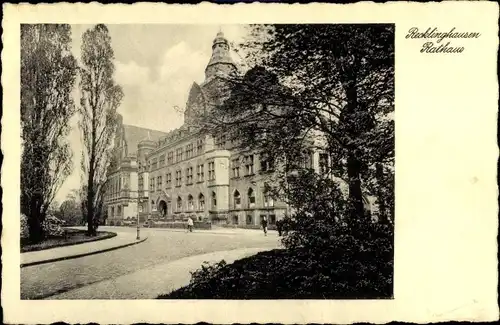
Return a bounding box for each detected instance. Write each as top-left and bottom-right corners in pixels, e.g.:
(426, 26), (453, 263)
(205, 31), (236, 78)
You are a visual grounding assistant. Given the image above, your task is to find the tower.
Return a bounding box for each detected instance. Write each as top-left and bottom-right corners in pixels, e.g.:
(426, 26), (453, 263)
(204, 31), (237, 80)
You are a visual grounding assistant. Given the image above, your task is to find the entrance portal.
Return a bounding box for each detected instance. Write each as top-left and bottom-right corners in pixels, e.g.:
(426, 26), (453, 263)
(159, 200), (168, 219)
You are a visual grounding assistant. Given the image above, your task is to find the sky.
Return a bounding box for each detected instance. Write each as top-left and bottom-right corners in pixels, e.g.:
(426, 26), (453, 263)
(56, 24), (248, 204)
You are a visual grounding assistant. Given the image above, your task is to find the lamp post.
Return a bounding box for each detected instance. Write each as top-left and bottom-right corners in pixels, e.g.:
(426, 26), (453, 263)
(137, 195), (143, 240)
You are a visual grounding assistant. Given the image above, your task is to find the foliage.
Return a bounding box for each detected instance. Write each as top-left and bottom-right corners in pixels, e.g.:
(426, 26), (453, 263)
(160, 246), (393, 299)
(205, 24), (394, 222)
(189, 260), (228, 285)
(20, 24), (78, 243)
(21, 214), (30, 240)
(41, 215), (65, 237)
(78, 24), (123, 236)
(57, 198), (83, 226)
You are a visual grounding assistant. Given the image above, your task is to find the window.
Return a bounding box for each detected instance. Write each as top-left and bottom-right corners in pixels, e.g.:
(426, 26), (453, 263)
(157, 176), (162, 190)
(264, 193), (274, 207)
(196, 139), (203, 154)
(231, 159), (240, 178)
(269, 215), (276, 225)
(260, 156), (274, 172)
(159, 154), (165, 166)
(167, 151), (173, 165)
(233, 215), (239, 224)
(246, 215), (253, 225)
(211, 191), (217, 209)
(208, 161), (215, 180)
(248, 188), (256, 208)
(187, 195), (194, 211)
(166, 173), (172, 188)
(177, 196), (182, 212)
(147, 160), (151, 171)
(319, 153), (329, 175)
(197, 164), (204, 182)
(245, 155), (254, 175)
(216, 134), (226, 149)
(198, 193), (205, 210)
(175, 170), (182, 187)
(149, 178), (154, 192)
(186, 167), (193, 185)
(176, 148), (183, 162)
(186, 143), (194, 158)
(302, 151), (313, 169)
(233, 190), (241, 208)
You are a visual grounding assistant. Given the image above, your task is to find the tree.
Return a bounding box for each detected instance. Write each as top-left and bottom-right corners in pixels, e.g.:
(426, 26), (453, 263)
(78, 24), (123, 236)
(206, 24), (394, 223)
(20, 24), (77, 242)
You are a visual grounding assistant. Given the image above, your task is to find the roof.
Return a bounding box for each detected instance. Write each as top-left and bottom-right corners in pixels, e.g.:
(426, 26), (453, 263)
(122, 124), (168, 155)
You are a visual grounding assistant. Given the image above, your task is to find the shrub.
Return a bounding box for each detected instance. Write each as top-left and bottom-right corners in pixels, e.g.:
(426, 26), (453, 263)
(21, 214), (29, 240)
(190, 260), (227, 285)
(42, 215), (65, 237)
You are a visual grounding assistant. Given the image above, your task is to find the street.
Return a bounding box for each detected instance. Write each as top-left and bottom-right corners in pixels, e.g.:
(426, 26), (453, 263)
(21, 226), (281, 299)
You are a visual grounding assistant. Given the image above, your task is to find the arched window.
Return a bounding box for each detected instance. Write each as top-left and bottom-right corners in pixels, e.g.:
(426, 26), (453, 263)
(177, 196), (182, 212)
(248, 188), (255, 208)
(233, 190), (241, 208)
(188, 194), (194, 211)
(198, 193), (205, 210)
(211, 191), (217, 209)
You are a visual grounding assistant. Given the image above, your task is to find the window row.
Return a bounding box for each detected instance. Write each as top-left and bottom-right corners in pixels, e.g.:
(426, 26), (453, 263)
(142, 162), (214, 192)
(173, 192), (217, 212)
(141, 139), (205, 171)
(231, 154), (275, 178)
(232, 188), (274, 209)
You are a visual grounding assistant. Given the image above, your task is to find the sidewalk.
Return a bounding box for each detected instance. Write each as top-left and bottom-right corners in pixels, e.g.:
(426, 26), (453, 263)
(48, 247), (272, 299)
(21, 230), (148, 267)
(146, 226), (275, 236)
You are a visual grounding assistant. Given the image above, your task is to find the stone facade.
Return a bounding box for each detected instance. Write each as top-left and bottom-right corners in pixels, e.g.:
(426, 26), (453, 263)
(104, 31), (377, 227)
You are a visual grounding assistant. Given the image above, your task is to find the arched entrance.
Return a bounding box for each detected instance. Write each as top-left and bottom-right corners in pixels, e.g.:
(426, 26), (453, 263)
(158, 200), (168, 219)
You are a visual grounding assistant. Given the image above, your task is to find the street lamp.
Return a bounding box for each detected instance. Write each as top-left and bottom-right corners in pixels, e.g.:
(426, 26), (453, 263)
(137, 195), (145, 240)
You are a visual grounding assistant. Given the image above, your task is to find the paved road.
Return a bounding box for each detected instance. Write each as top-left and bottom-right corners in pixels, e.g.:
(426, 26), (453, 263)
(21, 226), (281, 300)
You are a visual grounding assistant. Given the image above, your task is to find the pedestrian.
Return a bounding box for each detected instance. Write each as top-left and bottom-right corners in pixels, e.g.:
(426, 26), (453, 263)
(187, 216), (194, 233)
(261, 216), (268, 236)
(276, 219), (282, 236)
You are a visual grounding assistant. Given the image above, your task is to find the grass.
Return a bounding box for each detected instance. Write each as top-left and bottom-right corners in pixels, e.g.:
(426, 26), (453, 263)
(21, 228), (117, 253)
(158, 246), (393, 299)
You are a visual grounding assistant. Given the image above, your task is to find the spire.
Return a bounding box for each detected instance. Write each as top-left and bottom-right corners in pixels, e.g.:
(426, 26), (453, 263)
(205, 30), (237, 80)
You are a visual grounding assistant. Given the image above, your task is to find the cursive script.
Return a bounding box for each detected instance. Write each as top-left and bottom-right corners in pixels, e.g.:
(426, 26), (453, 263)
(406, 27), (481, 54)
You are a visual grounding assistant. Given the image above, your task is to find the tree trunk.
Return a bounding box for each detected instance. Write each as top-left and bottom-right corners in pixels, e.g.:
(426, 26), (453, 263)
(347, 154), (364, 220)
(87, 170), (95, 236)
(375, 162), (388, 223)
(27, 214), (43, 243)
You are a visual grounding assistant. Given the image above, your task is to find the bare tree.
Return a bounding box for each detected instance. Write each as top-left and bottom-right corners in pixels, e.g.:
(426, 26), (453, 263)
(78, 24), (123, 236)
(20, 24), (77, 242)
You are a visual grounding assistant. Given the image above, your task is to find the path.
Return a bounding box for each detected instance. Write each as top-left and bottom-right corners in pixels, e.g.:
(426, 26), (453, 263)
(21, 229), (147, 267)
(48, 247), (269, 299)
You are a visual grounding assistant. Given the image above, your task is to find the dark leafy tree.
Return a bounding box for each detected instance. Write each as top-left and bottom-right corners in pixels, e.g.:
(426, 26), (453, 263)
(20, 24), (77, 243)
(78, 24), (123, 236)
(206, 24), (394, 223)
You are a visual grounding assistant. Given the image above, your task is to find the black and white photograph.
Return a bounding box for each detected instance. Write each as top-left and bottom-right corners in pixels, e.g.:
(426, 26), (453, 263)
(3, 2), (498, 324)
(19, 23), (394, 300)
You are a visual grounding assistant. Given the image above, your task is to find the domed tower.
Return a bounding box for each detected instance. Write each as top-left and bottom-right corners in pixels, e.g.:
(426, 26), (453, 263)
(205, 31), (237, 80)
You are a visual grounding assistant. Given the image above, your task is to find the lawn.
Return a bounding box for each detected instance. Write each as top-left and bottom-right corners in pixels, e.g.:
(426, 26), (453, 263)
(21, 228), (117, 253)
(158, 245), (393, 299)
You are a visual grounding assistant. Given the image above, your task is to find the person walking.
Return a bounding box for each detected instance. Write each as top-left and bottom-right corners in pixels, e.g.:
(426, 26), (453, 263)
(187, 216), (194, 233)
(276, 219), (283, 236)
(261, 216), (268, 236)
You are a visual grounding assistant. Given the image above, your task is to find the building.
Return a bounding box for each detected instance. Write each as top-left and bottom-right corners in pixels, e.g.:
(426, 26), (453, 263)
(105, 31), (377, 227)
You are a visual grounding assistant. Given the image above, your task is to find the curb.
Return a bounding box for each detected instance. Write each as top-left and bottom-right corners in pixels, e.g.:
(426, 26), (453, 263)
(21, 236), (148, 268)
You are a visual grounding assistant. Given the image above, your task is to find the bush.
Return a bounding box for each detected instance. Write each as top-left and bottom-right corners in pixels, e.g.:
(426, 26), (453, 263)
(21, 214), (29, 240)
(42, 215), (65, 237)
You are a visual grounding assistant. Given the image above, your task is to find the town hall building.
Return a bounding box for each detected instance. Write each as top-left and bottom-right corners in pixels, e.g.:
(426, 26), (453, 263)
(104, 31), (375, 228)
